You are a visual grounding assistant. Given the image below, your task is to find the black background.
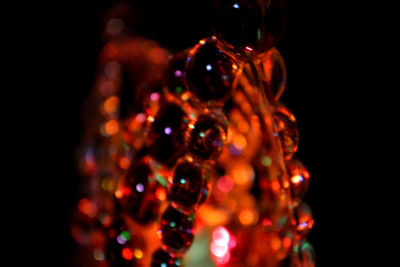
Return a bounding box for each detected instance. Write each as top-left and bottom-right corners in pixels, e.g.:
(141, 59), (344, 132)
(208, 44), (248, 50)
(30, 0), (368, 266)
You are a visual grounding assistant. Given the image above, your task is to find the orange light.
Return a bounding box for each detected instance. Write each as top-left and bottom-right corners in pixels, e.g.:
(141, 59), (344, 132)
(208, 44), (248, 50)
(181, 92), (190, 101)
(133, 249), (143, 259)
(155, 187), (167, 201)
(103, 96), (120, 114)
(119, 157), (130, 170)
(238, 208), (257, 226)
(271, 236), (281, 250)
(282, 237), (292, 249)
(233, 135), (247, 150)
(122, 248), (133, 260)
(115, 189), (123, 199)
(105, 120), (119, 135)
(271, 180), (281, 192)
(78, 198), (97, 218)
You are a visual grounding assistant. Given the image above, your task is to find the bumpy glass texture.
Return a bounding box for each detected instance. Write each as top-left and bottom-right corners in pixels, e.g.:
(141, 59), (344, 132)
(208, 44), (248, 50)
(286, 159), (310, 207)
(186, 111), (228, 160)
(212, 0), (286, 58)
(151, 248), (182, 267)
(160, 205), (195, 254)
(186, 38), (240, 104)
(273, 102), (299, 160)
(170, 160), (210, 212)
(148, 103), (187, 166)
(259, 47), (287, 103)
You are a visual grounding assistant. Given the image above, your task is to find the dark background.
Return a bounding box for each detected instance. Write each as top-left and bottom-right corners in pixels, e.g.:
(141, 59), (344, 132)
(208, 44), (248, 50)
(35, 0), (365, 266)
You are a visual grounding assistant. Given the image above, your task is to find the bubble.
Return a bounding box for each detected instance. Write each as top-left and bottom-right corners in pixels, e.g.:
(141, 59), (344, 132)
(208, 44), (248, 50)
(293, 202), (314, 238)
(212, 0), (286, 58)
(186, 111), (227, 160)
(159, 205), (195, 254)
(151, 248), (181, 267)
(273, 102), (299, 160)
(286, 159), (310, 206)
(186, 38), (240, 104)
(148, 103), (187, 166)
(260, 48), (287, 102)
(170, 160), (210, 212)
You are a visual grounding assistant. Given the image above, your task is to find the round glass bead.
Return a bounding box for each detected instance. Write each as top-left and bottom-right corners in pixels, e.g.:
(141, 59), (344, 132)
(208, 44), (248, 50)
(148, 103), (187, 166)
(286, 159), (310, 206)
(259, 47), (286, 103)
(160, 205), (195, 254)
(186, 38), (240, 104)
(212, 0), (286, 58)
(186, 112), (227, 160)
(166, 49), (189, 96)
(273, 102), (299, 160)
(170, 159), (210, 212)
(298, 240), (316, 267)
(151, 248), (182, 267)
(293, 202), (314, 238)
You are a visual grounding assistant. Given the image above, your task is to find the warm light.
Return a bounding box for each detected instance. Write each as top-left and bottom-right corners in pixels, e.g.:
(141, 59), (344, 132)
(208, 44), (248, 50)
(105, 120), (119, 135)
(115, 189), (123, 199)
(181, 92), (190, 101)
(271, 236), (281, 251)
(231, 164), (254, 185)
(239, 208), (256, 225)
(211, 226), (235, 265)
(233, 134), (247, 150)
(119, 157), (130, 170)
(78, 198), (97, 218)
(133, 249), (143, 259)
(155, 187), (167, 201)
(122, 248), (133, 260)
(103, 96), (120, 114)
(217, 175), (234, 193)
(271, 180), (281, 192)
(291, 175), (303, 184)
(282, 237), (292, 249)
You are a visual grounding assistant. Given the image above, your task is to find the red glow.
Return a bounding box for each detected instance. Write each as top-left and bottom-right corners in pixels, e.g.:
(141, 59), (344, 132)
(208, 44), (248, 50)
(217, 176), (234, 193)
(211, 226), (235, 265)
(122, 248), (133, 260)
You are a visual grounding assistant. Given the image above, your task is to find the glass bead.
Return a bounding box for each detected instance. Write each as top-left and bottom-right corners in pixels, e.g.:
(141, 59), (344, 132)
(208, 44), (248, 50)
(259, 47), (287, 103)
(170, 160), (210, 212)
(298, 240), (316, 267)
(117, 161), (161, 224)
(186, 112), (227, 160)
(186, 38), (240, 104)
(293, 202), (314, 238)
(151, 248), (182, 267)
(212, 0), (286, 58)
(148, 103), (187, 166)
(160, 205), (195, 254)
(286, 159), (310, 206)
(166, 49), (190, 96)
(273, 102), (299, 160)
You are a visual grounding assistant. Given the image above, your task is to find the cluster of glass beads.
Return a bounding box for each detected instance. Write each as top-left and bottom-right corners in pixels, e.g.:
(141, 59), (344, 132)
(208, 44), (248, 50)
(72, 1), (315, 266)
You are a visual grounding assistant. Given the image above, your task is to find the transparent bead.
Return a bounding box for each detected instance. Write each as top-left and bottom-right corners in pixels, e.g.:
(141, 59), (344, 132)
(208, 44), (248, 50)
(186, 111), (228, 160)
(273, 102), (299, 160)
(148, 103), (187, 166)
(298, 241), (316, 267)
(151, 248), (182, 267)
(259, 47), (287, 103)
(160, 205), (195, 254)
(186, 38), (240, 104)
(170, 159), (210, 212)
(117, 161), (161, 224)
(212, 0), (286, 59)
(293, 202), (314, 238)
(166, 49), (190, 96)
(286, 159), (310, 206)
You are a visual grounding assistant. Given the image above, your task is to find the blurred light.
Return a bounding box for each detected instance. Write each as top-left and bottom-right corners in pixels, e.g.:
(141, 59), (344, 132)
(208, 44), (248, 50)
(122, 248), (133, 260)
(291, 174), (304, 184)
(119, 157), (130, 170)
(107, 18), (124, 35)
(217, 175), (234, 193)
(233, 3), (240, 9)
(78, 198), (97, 218)
(155, 187), (167, 201)
(104, 120), (119, 135)
(206, 64), (213, 71)
(103, 96), (120, 114)
(211, 226), (235, 265)
(164, 127), (172, 135)
(150, 92), (160, 102)
(136, 183), (145, 192)
(93, 249), (105, 261)
(245, 46), (254, 52)
(133, 249), (143, 259)
(105, 61), (121, 78)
